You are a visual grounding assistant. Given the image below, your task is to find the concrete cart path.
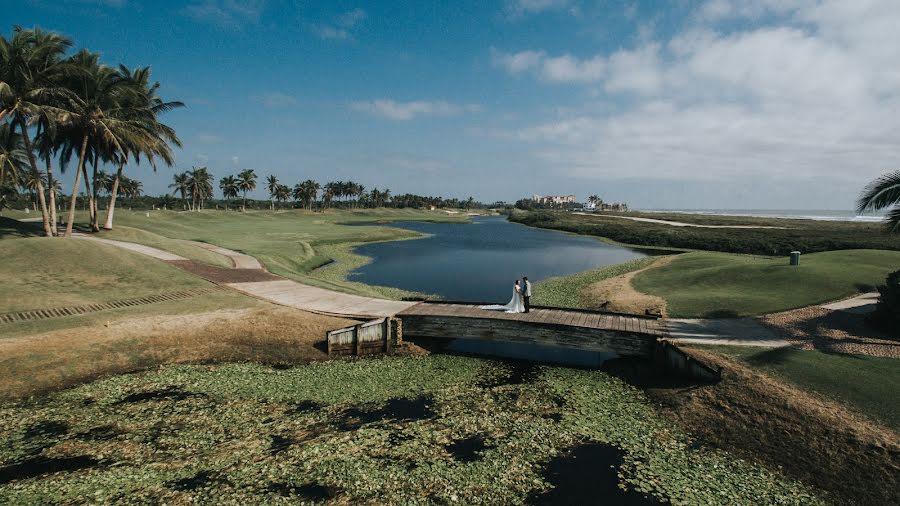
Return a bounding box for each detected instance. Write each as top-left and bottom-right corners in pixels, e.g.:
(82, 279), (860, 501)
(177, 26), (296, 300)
(227, 280), (416, 318)
(71, 234), (415, 318)
(820, 292), (880, 314)
(71, 234), (188, 261)
(190, 241), (263, 269)
(665, 318), (791, 348)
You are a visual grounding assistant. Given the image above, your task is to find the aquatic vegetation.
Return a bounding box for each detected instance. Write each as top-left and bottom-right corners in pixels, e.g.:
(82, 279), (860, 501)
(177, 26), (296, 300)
(0, 356), (822, 504)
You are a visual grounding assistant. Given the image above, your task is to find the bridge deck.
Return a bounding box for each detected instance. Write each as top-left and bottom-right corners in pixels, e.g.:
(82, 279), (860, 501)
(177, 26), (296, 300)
(398, 303), (668, 338)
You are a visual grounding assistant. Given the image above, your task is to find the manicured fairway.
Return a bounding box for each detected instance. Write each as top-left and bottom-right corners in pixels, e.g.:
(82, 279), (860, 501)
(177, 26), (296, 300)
(632, 250), (900, 317)
(0, 238), (212, 313)
(99, 208), (470, 299)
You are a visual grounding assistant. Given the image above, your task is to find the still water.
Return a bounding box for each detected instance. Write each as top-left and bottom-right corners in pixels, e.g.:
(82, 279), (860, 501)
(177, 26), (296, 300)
(349, 215), (647, 302)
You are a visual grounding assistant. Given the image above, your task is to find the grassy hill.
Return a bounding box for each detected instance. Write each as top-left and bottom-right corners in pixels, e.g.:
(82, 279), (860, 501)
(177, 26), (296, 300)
(632, 250), (900, 318)
(0, 238), (212, 313)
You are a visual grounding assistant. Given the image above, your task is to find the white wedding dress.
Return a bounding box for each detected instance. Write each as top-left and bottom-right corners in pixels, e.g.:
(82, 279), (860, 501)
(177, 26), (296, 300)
(481, 284), (525, 313)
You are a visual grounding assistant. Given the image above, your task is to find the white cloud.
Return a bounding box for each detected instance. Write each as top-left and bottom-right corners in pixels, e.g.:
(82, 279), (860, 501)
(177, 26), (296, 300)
(182, 0), (265, 27)
(231, 156), (240, 166)
(506, 0), (576, 17)
(350, 100), (482, 121)
(196, 133), (224, 144)
(493, 0), (900, 192)
(309, 8), (367, 40)
(253, 92), (298, 108)
(492, 49), (605, 83)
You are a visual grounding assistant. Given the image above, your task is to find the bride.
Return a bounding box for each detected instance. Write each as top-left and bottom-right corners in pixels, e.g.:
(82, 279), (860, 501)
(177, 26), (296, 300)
(481, 280), (525, 313)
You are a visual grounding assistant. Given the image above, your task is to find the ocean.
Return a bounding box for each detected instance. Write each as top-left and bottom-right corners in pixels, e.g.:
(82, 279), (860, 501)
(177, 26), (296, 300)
(641, 209), (886, 222)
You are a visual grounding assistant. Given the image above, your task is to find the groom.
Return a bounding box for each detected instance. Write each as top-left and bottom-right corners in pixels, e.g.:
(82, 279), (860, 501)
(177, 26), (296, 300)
(522, 276), (532, 313)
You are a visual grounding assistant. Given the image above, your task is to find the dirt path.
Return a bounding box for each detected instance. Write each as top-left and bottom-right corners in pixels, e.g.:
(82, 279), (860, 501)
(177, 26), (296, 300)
(572, 212), (787, 229)
(581, 256), (673, 317)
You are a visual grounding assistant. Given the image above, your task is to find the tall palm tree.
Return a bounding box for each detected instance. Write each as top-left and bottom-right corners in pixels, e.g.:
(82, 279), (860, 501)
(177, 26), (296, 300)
(219, 174), (239, 208)
(0, 26), (74, 236)
(274, 183), (290, 209)
(58, 49), (149, 236)
(858, 171), (900, 233)
(266, 174), (278, 211)
(236, 168), (256, 211)
(0, 124), (27, 198)
(187, 166), (213, 211)
(300, 179), (319, 210)
(169, 171), (190, 210)
(119, 175), (142, 200)
(103, 64), (183, 230)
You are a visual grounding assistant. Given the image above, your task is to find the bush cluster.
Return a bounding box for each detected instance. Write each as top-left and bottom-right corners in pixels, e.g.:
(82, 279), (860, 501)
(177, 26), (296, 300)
(872, 270), (900, 334)
(509, 211), (900, 256)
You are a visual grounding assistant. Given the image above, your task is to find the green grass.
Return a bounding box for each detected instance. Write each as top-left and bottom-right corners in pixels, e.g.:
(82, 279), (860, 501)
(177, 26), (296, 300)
(698, 345), (900, 431)
(632, 250), (900, 317)
(100, 226), (233, 268)
(0, 356), (822, 504)
(87, 208), (470, 299)
(532, 257), (658, 308)
(0, 238), (213, 313)
(509, 209), (900, 255)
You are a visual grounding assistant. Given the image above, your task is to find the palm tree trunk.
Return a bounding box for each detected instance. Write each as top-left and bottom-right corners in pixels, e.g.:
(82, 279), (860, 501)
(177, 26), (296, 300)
(81, 160), (96, 231)
(64, 135), (90, 237)
(103, 162), (124, 230)
(45, 158), (58, 235)
(90, 155), (100, 232)
(17, 119), (53, 237)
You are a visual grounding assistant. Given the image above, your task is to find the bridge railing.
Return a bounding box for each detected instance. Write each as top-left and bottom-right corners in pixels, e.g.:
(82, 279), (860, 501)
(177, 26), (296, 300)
(326, 317), (400, 357)
(413, 300), (661, 320)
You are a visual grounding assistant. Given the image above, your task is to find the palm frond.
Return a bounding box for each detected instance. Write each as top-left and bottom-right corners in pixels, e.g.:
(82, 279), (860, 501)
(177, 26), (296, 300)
(857, 170), (900, 213)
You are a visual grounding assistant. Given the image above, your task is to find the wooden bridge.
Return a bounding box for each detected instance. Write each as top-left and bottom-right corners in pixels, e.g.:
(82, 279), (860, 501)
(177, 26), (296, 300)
(398, 302), (668, 357)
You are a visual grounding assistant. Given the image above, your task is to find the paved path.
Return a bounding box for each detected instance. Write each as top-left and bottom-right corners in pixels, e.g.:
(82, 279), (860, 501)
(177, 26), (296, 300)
(72, 235), (187, 261)
(572, 212), (787, 229)
(227, 280), (415, 318)
(71, 234), (415, 319)
(665, 318), (791, 347)
(191, 242), (263, 269)
(820, 292), (880, 314)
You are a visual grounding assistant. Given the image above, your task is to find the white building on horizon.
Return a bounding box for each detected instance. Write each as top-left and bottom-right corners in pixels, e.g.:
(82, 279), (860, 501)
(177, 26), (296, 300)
(532, 194), (577, 205)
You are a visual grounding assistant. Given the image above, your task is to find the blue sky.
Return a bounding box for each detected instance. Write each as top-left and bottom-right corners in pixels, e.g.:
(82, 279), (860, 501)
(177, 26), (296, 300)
(10, 0), (900, 209)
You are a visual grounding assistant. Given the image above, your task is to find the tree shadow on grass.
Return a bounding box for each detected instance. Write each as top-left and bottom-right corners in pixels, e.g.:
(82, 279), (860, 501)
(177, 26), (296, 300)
(0, 217), (43, 238)
(703, 309), (741, 319)
(743, 347), (797, 366)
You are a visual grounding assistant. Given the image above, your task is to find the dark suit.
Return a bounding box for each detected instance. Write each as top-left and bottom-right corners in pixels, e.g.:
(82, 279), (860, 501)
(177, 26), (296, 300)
(523, 280), (532, 313)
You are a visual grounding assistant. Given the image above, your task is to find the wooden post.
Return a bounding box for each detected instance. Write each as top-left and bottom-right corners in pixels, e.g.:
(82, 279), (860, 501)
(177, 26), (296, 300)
(327, 330), (332, 356)
(385, 318), (393, 355)
(353, 324), (362, 356)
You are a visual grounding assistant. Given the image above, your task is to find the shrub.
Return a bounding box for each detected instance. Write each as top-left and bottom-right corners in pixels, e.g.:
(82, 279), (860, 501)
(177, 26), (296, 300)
(871, 270), (900, 335)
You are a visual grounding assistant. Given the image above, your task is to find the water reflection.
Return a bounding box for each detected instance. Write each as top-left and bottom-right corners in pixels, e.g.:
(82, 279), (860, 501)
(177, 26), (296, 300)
(446, 338), (619, 368)
(350, 216), (647, 301)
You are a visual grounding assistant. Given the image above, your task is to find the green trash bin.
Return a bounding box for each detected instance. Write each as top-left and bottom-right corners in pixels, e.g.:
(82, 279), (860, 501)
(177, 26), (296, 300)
(790, 251), (801, 266)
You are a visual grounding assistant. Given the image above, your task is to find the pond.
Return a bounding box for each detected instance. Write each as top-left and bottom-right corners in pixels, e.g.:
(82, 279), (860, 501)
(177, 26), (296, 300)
(349, 215), (648, 302)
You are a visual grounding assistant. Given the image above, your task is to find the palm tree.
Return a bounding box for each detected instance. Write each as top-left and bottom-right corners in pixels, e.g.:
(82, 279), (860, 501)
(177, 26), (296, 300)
(858, 171), (900, 232)
(58, 49), (150, 236)
(0, 124), (27, 200)
(322, 182), (335, 209)
(300, 179), (320, 210)
(266, 174), (278, 211)
(169, 171), (190, 210)
(0, 26), (74, 236)
(186, 166), (213, 211)
(103, 64), (183, 230)
(156, 193), (176, 210)
(274, 183), (290, 209)
(119, 175), (142, 200)
(236, 168), (256, 211)
(219, 174), (239, 208)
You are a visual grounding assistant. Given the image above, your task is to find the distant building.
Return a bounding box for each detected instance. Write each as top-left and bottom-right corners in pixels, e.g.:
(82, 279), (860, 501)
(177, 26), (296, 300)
(532, 194), (576, 205)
